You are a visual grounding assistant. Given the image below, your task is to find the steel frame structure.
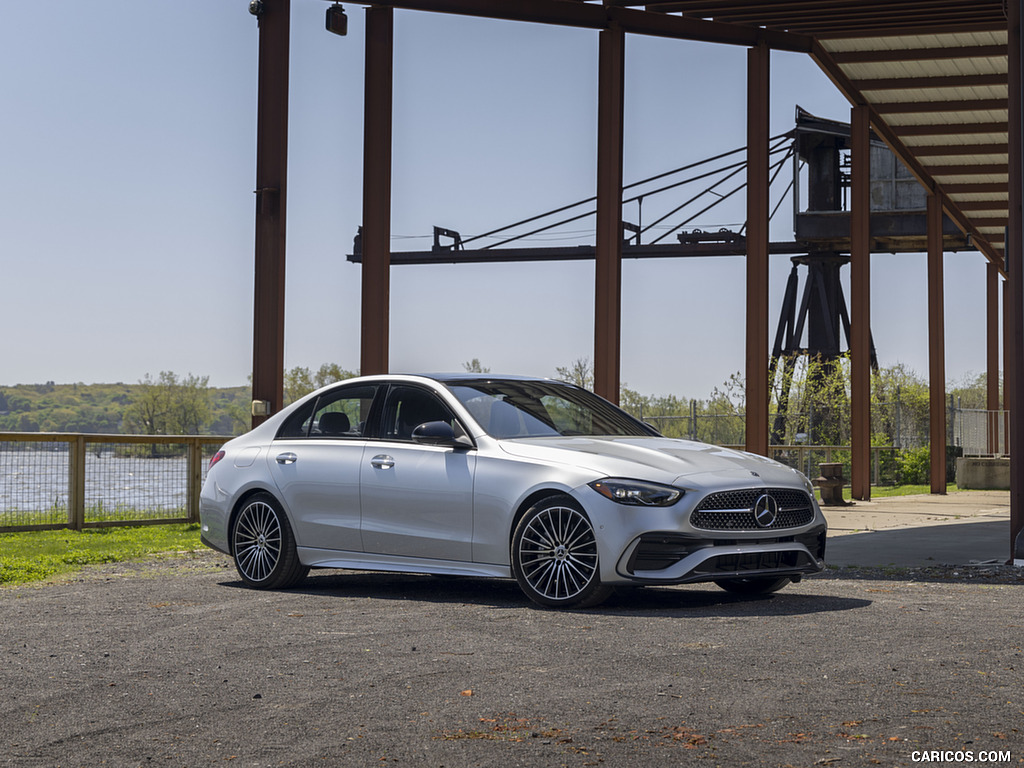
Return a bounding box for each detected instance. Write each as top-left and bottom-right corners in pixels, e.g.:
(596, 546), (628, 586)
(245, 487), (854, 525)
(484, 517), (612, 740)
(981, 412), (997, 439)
(248, 0), (1024, 561)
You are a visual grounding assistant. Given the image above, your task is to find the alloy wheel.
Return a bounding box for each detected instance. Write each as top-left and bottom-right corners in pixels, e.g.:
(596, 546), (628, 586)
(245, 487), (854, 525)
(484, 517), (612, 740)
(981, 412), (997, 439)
(517, 503), (600, 602)
(233, 499), (283, 583)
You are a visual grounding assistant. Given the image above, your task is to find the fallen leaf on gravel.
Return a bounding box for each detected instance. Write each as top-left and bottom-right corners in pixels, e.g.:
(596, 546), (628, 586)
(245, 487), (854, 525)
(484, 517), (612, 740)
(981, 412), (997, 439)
(460, 689), (473, 697)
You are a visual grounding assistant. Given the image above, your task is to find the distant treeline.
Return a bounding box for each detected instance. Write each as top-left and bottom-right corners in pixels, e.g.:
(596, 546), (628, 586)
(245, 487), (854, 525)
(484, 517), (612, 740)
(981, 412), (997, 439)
(0, 380), (249, 436)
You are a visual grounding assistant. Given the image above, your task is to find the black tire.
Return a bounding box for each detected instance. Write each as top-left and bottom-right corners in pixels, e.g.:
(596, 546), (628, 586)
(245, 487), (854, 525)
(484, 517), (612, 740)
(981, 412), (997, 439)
(714, 576), (791, 595)
(511, 495), (613, 609)
(231, 492), (309, 589)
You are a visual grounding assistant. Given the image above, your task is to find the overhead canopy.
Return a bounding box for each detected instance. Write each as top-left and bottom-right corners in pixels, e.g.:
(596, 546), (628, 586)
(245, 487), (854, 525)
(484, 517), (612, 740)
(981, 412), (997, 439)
(637, 0), (1010, 270)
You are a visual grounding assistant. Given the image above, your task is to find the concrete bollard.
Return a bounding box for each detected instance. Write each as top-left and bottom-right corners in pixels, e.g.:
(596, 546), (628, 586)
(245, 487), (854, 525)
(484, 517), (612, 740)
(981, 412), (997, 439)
(815, 462), (848, 506)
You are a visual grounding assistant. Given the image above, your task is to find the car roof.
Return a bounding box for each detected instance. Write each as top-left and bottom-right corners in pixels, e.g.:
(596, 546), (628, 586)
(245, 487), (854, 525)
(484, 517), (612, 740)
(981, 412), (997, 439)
(423, 373), (561, 385)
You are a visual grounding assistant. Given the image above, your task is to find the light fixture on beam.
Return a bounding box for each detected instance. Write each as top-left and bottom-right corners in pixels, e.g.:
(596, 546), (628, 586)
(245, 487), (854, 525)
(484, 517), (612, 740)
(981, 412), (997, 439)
(326, 3), (348, 36)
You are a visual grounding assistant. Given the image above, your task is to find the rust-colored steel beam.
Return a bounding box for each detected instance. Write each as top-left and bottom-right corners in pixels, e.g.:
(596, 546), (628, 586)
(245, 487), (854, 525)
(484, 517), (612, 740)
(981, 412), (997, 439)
(828, 44), (1006, 64)
(360, 6), (394, 377)
(354, 1), (812, 52)
(251, 0), (290, 428)
(594, 24), (626, 405)
(850, 105), (872, 500)
(928, 164), (1008, 176)
(910, 143), (1009, 157)
(987, 260), (1001, 456)
(873, 98), (1007, 114)
(927, 192), (947, 494)
(1008, 0), (1024, 562)
(895, 122), (1008, 136)
(857, 73), (1007, 90)
(744, 42), (770, 457)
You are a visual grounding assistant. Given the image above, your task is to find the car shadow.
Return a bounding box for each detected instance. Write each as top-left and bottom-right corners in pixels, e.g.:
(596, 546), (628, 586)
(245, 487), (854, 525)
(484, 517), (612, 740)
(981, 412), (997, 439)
(220, 570), (872, 617)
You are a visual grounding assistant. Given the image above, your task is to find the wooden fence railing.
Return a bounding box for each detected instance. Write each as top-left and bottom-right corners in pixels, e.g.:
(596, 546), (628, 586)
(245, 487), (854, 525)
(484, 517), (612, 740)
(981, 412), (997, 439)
(0, 433), (227, 533)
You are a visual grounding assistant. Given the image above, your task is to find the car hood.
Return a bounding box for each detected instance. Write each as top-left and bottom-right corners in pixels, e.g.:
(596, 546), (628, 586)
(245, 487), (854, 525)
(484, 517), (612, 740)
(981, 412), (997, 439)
(497, 436), (808, 489)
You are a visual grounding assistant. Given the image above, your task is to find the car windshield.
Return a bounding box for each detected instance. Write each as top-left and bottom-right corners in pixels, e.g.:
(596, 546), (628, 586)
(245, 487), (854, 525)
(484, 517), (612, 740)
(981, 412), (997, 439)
(446, 380), (659, 439)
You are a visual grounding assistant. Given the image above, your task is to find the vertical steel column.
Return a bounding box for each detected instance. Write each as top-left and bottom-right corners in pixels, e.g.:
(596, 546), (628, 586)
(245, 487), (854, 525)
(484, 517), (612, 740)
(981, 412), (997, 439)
(360, 6), (394, 377)
(926, 192), (946, 494)
(594, 24), (625, 404)
(744, 42), (770, 456)
(1006, 278), (1014, 455)
(849, 105), (871, 500)
(987, 261), (1001, 455)
(251, 0), (290, 428)
(1008, 0), (1024, 561)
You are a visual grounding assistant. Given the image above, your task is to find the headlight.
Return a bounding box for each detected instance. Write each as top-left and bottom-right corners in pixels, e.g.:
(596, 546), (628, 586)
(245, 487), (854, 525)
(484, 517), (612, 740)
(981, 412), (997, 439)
(588, 478), (683, 507)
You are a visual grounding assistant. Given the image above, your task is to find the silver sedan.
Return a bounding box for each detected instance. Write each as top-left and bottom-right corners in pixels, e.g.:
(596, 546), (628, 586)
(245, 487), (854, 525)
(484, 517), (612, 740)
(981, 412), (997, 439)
(200, 374), (826, 608)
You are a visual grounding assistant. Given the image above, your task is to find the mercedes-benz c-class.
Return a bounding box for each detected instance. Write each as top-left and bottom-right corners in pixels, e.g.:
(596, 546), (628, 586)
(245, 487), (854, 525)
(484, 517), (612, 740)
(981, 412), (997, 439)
(200, 374), (826, 608)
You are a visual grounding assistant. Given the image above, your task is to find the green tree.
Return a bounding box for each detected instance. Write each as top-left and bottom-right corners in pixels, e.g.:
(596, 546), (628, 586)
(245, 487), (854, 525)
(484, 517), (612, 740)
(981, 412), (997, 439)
(123, 372), (212, 435)
(462, 358), (490, 373)
(283, 363), (357, 405)
(555, 357), (594, 389)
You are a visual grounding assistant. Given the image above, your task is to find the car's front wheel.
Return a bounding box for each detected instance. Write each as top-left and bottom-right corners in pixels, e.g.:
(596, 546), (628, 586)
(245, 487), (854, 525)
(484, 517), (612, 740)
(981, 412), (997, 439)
(231, 492), (308, 589)
(714, 576), (791, 595)
(512, 495), (612, 609)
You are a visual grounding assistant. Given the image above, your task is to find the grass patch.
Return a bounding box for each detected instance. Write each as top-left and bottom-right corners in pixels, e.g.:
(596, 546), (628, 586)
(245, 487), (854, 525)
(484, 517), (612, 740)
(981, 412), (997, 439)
(839, 483), (959, 500)
(844, 482), (959, 499)
(0, 523), (204, 586)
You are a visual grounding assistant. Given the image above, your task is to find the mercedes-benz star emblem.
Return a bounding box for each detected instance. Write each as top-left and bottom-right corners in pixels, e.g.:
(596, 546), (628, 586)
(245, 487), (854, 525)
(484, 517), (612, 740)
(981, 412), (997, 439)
(753, 493), (779, 528)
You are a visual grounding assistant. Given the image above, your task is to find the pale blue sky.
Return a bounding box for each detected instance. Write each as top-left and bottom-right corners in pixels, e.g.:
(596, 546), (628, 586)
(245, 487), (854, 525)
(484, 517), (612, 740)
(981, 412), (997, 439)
(1, 2), (993, 398)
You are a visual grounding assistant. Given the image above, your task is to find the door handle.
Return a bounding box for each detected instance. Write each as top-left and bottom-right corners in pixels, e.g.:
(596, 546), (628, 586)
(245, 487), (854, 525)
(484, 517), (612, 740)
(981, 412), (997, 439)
(276, 452), (298, 465)
(370, 454), (395, 470)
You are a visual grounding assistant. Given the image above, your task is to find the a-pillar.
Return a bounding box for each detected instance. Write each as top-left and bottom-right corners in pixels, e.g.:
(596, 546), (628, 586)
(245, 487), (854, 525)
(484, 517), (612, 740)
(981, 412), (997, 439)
(849, 105), (871, 500)
(926, 192), (946, 493)
(251, 0), (290, 428)
(594, 24), (625, 404)
(360, 6), (393, 377)
(744, 42), (770, 456)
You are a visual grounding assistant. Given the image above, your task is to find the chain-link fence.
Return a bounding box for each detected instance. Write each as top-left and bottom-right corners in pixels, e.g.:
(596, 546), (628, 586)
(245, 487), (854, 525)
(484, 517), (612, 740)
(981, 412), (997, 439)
(952, 409), (1010, 457)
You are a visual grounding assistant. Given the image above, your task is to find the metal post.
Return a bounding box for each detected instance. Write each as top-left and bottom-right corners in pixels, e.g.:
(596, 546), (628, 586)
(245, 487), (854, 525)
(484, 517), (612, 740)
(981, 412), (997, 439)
(849, 105), (871, 500)
(987, 261), (1002, 455)
(594, 24), (625, 404)
(1006, 279), (1014, 457)
(927, 192), (947, 493)
(251, 0), (290, 428)
(360, 6), (394, 376)
(1009, 0), (1024, 562)
(744, 42), (770, 456)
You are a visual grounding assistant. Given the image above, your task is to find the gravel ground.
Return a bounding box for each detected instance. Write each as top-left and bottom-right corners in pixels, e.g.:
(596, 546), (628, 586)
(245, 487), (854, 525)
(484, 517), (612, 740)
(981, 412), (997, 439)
(2, 551), (1022, 768)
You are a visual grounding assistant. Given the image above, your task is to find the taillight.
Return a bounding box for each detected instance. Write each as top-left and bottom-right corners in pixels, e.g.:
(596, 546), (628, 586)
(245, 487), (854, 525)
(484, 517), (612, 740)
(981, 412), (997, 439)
(208, 450), (226, 469)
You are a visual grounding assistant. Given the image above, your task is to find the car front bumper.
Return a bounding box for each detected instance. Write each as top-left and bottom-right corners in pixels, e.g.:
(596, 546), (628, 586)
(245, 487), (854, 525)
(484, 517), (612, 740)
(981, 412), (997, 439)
(572, 484), (827, 586)
(616, 526), (827, 584)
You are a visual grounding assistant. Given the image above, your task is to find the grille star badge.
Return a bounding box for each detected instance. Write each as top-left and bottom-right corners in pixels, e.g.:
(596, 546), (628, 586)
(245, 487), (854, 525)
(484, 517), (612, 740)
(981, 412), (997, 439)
(753, 493), (779, 528)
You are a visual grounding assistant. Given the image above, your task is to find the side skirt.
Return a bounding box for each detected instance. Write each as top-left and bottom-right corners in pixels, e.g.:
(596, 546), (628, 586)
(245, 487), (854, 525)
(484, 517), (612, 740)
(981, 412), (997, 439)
(297, 547), (512, 579)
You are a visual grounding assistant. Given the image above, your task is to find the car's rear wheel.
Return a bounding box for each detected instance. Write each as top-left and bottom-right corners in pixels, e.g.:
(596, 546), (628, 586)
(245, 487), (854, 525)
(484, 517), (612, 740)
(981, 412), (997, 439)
(714, 576), (791, 595)
(232, 493), (308, 589)
(512, 495), (612, 609)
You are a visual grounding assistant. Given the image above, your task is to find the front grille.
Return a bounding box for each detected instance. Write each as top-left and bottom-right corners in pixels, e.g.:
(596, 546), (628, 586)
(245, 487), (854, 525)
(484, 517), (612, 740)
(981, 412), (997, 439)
(690, 488), (814, 531)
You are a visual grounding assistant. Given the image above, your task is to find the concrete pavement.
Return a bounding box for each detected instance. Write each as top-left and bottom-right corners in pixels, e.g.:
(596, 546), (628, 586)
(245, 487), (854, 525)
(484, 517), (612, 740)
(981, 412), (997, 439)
(821, 489), (1014, 567)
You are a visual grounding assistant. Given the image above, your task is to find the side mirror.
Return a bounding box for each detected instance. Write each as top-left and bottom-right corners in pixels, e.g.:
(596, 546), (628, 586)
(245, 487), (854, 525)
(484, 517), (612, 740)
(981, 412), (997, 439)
(412, 421), (473, 449)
